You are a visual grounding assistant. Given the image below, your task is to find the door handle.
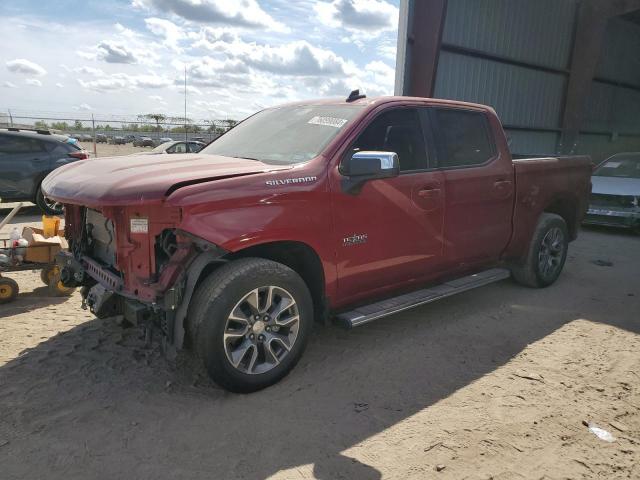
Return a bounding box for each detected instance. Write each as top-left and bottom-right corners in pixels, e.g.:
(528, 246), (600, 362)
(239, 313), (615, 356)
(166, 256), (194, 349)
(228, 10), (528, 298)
(418, 188), (441, 198)
(492, 179), (513, 198)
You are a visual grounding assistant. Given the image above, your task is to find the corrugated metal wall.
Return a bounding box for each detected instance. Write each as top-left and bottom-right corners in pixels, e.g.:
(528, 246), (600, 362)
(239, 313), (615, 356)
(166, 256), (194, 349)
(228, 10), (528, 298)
(579, 17), (640, 159)
(430, 0), (640, 160)
(442, 0), (576, 70)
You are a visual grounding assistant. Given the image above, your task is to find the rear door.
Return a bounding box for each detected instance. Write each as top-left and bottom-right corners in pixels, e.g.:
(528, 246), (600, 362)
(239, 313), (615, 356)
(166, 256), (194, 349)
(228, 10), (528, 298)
(0, 133), (50, 199)
(430, 108), (513, 268)
(331, 107), (445, 304)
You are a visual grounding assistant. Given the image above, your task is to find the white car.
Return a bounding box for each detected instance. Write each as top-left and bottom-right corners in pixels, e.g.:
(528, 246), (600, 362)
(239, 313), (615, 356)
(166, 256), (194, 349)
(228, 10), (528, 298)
(135, 140), (206, 155)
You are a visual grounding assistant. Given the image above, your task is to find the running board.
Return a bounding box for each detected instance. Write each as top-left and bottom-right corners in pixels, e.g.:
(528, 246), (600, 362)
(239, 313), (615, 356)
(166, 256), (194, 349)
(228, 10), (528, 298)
(336, 268), (511, 328)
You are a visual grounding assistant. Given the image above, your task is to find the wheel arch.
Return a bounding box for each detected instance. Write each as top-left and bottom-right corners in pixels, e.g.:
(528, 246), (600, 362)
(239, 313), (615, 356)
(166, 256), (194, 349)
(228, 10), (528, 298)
(224, 240), (327, 323)
(543, 194), (579, 241)
(174, 240), (328, 350)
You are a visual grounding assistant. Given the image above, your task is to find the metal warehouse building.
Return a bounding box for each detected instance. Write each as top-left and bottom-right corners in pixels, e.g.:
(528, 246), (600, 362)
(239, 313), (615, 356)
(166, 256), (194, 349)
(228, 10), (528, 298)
(395, 0), (640, 162)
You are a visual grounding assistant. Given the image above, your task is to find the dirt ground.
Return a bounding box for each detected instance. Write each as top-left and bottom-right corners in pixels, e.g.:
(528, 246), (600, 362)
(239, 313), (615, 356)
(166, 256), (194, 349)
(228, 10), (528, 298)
(0, 208), (639, 480)
(78, 141), (153, 158)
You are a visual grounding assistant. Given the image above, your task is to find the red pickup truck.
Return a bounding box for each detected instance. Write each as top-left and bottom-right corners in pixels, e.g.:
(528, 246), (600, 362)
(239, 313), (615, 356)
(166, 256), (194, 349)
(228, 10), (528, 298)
(43, 94), (592, 392)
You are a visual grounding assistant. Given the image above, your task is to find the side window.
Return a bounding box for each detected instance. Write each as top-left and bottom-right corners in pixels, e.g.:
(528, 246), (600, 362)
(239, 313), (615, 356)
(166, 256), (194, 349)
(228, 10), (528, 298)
(434, 109), (495, 168)
(188, 142), (203, 153)
(171, 142), (187, 153)
(44, 141), (73, 155)
(0, 135), (44, 155)
(351, 109), (427, 172)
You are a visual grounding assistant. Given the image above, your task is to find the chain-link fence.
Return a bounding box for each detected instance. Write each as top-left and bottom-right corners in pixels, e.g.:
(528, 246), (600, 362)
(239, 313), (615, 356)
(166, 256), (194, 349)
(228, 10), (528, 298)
(0, 109), (238, 156)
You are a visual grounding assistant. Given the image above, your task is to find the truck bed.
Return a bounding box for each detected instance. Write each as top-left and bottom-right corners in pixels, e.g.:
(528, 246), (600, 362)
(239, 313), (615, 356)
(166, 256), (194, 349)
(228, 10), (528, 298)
(504, 155), (593, 261)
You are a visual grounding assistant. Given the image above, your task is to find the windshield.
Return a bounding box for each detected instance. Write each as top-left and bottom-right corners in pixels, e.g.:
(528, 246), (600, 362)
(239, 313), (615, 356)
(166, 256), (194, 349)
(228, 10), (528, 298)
(201, 104), (365, 165)
(594, 155), (640, 179)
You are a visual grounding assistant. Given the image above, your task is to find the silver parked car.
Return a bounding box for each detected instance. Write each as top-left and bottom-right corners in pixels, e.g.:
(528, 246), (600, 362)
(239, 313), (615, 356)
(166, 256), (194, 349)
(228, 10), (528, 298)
(133, 140), (205, 155)
(584, 152), (640, 230)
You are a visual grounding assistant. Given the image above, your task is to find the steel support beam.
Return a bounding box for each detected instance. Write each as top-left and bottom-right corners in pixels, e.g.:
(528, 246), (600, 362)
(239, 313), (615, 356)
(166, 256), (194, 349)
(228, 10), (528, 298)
(395, 0), (447, 97)
(559, 0), (640, 154)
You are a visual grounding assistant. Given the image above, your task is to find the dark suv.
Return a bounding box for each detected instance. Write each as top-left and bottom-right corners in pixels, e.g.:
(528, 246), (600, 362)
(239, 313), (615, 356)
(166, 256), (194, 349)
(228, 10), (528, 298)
(0, 128), (88, 215)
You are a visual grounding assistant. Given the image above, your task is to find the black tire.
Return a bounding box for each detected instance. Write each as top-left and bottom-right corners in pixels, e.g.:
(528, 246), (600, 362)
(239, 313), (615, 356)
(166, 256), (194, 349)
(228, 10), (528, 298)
(0, 277), (19, 304)
(188, 258), (313, 393)
(48, 271), (76, 297)
(40, 265), (55, 285)
(511, 213), (569, 288)
(35, 186), (64, 216)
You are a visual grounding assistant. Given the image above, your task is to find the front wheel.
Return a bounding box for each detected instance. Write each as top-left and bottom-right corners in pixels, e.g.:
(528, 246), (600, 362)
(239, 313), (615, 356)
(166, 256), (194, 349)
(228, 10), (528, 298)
(0, 277), (19, 304)
(188, 258), (313, 393)
(511, 213), (569, 288)
(35, 186), (64, 216)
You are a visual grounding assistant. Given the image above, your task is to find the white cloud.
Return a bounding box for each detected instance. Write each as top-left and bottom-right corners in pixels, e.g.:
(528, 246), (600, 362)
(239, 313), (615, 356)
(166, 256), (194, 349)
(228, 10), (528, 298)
(25, 78), (42, 87)
(3, 81), (18, 88)
(315, 0), (398, 33)
(149, 94), (167, 105)
(241, 41), (355, 77)
(145, 17), (186, 52)
(6, 58), (47, 76)
(365, 60), (394, 86)
(74, 66), (106, 76)
(55, 82), (64, 88)
(78, 72), (172, 92)
(133, 0), (288, 32)
(96, 40), (138, 63)
(73, 103), (93, 111)
(171, 84), (202, 95)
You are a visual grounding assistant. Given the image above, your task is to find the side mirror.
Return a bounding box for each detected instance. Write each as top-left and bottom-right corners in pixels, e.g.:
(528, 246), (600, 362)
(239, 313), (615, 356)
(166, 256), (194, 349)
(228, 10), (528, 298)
(341, 151), (399, 194)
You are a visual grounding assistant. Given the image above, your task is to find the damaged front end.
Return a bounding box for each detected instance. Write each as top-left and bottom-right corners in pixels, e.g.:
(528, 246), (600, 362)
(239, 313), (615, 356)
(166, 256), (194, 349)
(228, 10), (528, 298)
(584, 193), (640, 229)
(57, 204), (227, 348)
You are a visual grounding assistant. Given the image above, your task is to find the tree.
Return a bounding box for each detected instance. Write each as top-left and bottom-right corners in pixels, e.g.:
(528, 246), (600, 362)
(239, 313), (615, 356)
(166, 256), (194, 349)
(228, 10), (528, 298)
(223, 119), (238, 130)
(34, 120), (49, 130)
(138, 113), (167, 132)
(74, 120), (84, 131)
(50, 121), (70, 131)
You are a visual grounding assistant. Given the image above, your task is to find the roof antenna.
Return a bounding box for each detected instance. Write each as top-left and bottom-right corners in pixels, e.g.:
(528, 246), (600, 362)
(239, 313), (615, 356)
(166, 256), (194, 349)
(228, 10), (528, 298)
(346, 89), (366, 102)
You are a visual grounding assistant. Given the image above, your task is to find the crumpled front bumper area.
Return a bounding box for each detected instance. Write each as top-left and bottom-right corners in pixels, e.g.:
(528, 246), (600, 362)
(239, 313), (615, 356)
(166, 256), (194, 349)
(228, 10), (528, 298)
(584, 207), (640, 228)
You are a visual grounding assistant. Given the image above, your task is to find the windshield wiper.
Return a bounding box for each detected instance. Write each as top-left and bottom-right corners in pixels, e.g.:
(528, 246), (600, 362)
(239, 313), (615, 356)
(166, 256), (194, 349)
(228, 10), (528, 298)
(230, 155), (262, 162)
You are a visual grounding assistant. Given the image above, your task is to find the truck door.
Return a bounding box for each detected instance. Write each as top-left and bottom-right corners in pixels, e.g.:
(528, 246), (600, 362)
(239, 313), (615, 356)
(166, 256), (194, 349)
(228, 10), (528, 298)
(429, 108), (514, 268)
(330, 107), (445, 305)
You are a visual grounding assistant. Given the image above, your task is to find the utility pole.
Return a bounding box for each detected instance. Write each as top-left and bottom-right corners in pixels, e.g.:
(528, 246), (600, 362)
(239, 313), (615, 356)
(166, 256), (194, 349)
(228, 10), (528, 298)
(184, 65), (188, 143)
(8, 109), (13, 127)
(91, 114), (97, 158)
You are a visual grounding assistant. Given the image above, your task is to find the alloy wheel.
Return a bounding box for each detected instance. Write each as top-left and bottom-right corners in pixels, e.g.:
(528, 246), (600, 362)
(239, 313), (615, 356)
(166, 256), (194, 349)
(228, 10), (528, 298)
(538, 227), (565, 279)
(223, 286), (300, 375)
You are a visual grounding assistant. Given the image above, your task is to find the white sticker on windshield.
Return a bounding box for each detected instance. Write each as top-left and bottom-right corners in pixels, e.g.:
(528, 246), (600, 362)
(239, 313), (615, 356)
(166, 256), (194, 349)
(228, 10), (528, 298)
(308, 116), (348, 128)
(605, 162), (621, 168)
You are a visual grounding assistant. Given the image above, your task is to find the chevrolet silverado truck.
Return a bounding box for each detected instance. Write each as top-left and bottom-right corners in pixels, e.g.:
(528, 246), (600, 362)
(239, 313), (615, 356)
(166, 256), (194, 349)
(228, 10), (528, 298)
(42, 94), (592, 393)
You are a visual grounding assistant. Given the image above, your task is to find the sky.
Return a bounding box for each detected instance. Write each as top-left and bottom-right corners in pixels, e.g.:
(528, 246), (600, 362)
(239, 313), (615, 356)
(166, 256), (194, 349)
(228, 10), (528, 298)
(0, 0), (399, 121)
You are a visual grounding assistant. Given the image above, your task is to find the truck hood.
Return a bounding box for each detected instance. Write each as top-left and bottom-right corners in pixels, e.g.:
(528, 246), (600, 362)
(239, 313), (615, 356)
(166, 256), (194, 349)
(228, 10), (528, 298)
(591, 176), (640, 196)
(42, 153), (291, 206)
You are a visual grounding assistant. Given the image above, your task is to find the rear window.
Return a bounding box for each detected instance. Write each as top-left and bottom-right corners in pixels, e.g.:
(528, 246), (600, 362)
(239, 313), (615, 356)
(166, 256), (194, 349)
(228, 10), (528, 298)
(434, 109), (496, 168)
(44, 139), (78, 154)
(0, 134), (46, 155)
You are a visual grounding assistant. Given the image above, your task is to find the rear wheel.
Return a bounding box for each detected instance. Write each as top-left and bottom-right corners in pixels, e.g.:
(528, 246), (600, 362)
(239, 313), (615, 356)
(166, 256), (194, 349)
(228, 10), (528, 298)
(0, 277), (19, 304)
(511, 213), (569, 288)
(188, 258), (313, 393)
(35, 186), (64, 216)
